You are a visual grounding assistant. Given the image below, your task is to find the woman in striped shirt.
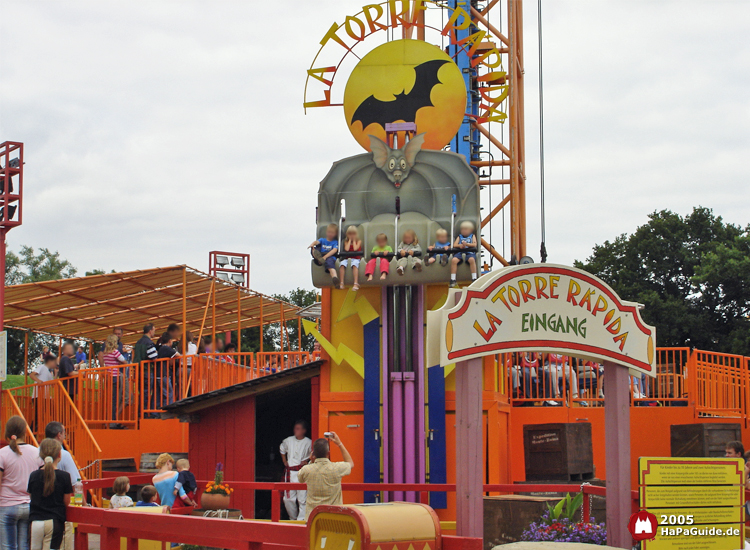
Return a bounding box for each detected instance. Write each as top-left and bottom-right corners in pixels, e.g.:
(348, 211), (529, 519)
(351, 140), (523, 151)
(101, 335), (127, 429)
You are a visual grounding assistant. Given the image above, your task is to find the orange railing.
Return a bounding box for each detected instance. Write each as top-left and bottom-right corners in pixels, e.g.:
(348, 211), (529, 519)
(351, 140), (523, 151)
(505, 347), (698, 408)
(256, 351), (313, 375)
(1, 389), (39, 445)
(693, 350), (749, 418)
(2, 380), (102, 495)
(77, 363), (140, 429)
(187, 353), (254, 398)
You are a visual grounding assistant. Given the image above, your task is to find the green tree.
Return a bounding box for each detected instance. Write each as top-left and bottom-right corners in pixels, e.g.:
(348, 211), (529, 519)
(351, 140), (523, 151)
(4, 246), (79, 374)
(238, 288), (318, 352)
(575, 207), (749, 355)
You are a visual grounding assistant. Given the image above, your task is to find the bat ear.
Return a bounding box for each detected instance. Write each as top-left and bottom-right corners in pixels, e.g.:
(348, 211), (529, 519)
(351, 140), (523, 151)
(403, 133), (426, 166)
(369, 135), (390, 169)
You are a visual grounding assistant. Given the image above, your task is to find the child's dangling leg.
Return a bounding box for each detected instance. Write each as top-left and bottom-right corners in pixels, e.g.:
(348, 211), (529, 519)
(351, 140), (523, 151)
(324, 256), (339, 287)
(468, 256), (477, 281)
(450, 255), (460, 287)
(352, 261), (360, 291)
(338, 261), (347, 290)
(365, 258), (377, 282)
(379, 258), (389, 280)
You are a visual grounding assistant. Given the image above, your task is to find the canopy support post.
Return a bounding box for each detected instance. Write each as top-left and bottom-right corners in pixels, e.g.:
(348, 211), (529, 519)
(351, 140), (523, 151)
(259, 298), (264, 353)
(237, 286), (241, 352)
(23, 331), (29, 385)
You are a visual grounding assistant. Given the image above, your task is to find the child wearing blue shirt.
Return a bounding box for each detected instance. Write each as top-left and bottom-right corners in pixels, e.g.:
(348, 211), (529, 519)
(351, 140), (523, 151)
(427, 228), (451, 266)
(451, 221), (478, 287)
(310, 223), (340, 287)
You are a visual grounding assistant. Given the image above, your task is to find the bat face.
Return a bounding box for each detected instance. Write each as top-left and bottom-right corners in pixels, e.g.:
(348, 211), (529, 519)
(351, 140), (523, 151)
(369, 133), (426, 189)
(385, 152), (409, 185)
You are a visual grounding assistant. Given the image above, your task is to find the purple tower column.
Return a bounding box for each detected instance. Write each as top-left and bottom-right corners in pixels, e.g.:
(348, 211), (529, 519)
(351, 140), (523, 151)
(390, 372), (404, 501)
(381, 288), (390, 500)
(404, 371), (416, 501)
(416, 285), (426, 487)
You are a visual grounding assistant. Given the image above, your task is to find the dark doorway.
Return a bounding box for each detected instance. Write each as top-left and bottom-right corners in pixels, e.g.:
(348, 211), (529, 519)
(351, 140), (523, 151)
(254, 379), (312, 519)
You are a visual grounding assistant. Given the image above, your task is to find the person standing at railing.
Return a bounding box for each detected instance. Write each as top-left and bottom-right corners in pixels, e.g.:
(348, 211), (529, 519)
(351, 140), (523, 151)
(97, 327), (128, 368)
(57, 343), (80, 399)
(280, 420), (312, 521)
(298, 431), (353, 520)
(74, 345), (87, 366)
(134, 324), (159, 418)
(102, 335), (128, 429)
(30, 355), (56, 432)
(156, 333), (179, 409)
(223, 343), (237, 363)
(0, 416), (40, 550)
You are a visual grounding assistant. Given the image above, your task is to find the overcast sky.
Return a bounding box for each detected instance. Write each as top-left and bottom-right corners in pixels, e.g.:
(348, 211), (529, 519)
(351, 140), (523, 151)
(1, 1), (748, 295)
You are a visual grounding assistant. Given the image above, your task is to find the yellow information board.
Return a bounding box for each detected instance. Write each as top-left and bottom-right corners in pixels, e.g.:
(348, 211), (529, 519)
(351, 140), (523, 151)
(639, 457), (745, 550)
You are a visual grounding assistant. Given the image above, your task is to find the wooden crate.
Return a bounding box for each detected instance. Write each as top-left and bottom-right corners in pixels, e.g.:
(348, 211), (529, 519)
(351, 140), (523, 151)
(523, 423), (594, 481)
(519, 478), (606, 525)
(483, 495), (560, 548)
(671, 423), (742, 457)
(139, 452), (189, 472)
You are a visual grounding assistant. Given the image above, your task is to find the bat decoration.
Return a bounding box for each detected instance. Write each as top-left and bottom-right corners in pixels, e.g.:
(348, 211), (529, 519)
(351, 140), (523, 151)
(369, 133), (425, 188)
(350, 59), (449, 129)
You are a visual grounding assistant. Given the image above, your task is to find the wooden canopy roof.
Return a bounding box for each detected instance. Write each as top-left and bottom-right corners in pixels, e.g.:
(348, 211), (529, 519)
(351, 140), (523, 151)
(4, 265), (300, 343)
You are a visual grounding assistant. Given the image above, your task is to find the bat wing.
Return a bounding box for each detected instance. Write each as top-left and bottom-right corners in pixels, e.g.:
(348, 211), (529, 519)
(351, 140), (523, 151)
(350, 59), (449, 129)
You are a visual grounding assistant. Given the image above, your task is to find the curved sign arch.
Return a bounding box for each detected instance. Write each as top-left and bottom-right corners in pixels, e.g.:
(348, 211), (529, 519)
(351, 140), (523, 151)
(427, 264), (656, 547)
(427, 263), (656, 376)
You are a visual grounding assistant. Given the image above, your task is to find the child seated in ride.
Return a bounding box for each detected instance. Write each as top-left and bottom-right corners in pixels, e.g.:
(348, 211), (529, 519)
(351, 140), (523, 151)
(136, 485), (160, 507)
(110, 476), (134, 509)
(397, 229), (422, 275)
(338, 225), (362, 291)
(365, 233), (392, 281)
(427, 228), (451, 266)
(450, 221), (478, 287)
(173, 458), (198, 508)
(309, 223), (340, 287)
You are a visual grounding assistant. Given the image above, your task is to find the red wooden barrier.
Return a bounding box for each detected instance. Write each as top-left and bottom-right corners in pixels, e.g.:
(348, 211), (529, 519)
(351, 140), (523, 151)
(68, 506), (307, 550)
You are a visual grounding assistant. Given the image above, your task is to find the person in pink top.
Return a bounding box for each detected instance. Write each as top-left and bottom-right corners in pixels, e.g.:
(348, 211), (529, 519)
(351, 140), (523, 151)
(102, 334), (128, 429)
(0, 416), (41, 550)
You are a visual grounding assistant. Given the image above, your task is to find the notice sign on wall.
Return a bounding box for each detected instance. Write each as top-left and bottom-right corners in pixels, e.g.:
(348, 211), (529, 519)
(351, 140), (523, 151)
(639, 457), (745, 550)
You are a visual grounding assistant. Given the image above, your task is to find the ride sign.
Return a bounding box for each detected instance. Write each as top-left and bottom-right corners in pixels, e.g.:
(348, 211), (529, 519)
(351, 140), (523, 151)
(427, 264), (656, 375)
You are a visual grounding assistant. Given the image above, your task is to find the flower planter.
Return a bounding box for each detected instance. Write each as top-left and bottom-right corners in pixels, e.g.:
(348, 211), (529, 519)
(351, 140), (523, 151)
(200, 493), (230, 510)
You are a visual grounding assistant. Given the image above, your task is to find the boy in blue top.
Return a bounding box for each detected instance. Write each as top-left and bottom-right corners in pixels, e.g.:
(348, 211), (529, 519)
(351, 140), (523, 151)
(310, 223), (340, 287)
(136, 485), (162, 507)
(427, 228), (451, 266)
(75, 344), (87, 365)
(450, 221), (478, 287)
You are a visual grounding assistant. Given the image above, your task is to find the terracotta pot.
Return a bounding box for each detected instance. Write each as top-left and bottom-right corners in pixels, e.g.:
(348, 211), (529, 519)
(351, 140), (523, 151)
(200, 492), (230, 510)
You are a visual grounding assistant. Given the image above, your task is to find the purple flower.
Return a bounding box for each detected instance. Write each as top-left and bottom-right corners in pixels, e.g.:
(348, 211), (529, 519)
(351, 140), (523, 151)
(216, 462), (223, 472)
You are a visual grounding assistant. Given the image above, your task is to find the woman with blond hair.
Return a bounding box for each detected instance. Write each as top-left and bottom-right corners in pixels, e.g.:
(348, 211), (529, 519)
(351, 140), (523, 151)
(0, 416), (40, 550)
(28, 439), (72, 550)
(102, 334), (128, 429)
(151, 453), (188, 508)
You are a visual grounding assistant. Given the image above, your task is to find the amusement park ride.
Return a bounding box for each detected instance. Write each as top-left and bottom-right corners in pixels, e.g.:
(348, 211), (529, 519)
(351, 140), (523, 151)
(1, 3), (749, 550)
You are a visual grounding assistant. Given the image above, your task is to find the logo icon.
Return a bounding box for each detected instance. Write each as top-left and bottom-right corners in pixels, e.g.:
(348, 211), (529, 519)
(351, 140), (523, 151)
(628, 511), (658, 541)
(343, 39), (465, 152)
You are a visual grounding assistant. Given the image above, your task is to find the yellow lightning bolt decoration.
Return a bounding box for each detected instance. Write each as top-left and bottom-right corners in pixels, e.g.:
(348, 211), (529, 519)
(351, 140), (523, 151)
(302, 318), (364, 378)
(336, 288), (379, 325)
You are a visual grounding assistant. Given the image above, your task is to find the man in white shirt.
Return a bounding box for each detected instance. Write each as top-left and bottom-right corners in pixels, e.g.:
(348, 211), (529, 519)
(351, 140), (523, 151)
(280, 420), (312, 521)
(30, 355), (56, 394)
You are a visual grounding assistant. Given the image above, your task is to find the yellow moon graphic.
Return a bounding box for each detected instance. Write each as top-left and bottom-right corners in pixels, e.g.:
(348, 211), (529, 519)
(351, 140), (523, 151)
(344, 39), (466, 151)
